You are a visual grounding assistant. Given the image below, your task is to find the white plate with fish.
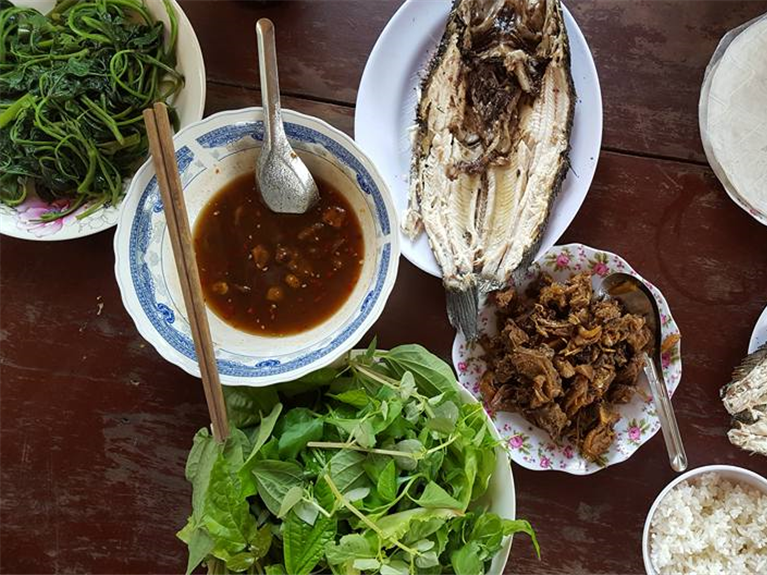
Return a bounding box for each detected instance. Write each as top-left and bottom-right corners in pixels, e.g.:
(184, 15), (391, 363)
(451, 244), (683, 475)
(749, 305), (767, 352)
(355, 0), (602, 308)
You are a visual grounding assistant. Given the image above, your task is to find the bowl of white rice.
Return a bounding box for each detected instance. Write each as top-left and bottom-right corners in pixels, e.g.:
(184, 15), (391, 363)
(642, 465), (767, 575)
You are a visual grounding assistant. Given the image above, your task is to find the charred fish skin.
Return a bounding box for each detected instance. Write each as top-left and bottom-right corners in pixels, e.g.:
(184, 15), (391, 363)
(406, 0), (575, 339)
(721, 345), (767, 456)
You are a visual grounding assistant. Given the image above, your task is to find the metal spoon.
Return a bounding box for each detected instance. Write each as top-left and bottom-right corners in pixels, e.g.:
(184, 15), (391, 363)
(255, 19), (319, 214)
(596, 272), (688, 472)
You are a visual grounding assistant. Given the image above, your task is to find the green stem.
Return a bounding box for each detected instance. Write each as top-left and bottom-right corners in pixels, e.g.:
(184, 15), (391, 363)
(0, 93), (34, 130)
(307, 441), (420, 460)
(322, 475), (419, 557)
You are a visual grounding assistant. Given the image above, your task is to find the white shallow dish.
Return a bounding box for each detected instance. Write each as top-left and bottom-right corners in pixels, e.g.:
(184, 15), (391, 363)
(749, 305), (767, 353)
(0, 0), (206, 241)
(699, 14), (767, 226)
(452, 243), (683, 475)
(114, 107), (400, 387)
(642, 465), (767, 575)
(460, 384), (516, 575)
(354, 0), (603, 278)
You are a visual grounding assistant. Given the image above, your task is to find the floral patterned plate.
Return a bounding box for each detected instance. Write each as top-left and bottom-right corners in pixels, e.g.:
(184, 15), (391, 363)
(452, 243), (683, 475)
(0, 0), (205, 241)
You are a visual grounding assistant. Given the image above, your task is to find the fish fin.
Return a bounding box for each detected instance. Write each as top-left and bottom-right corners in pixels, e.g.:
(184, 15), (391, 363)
(446, 285), (479, 341)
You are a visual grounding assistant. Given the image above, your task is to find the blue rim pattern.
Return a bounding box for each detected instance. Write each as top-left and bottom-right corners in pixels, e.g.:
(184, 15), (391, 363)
(128, 121), (393, 378)
(197, 122), (390, 235)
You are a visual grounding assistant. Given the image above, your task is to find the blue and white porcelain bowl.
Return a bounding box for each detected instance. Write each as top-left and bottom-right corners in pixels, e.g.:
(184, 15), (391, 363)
(114, 107), (400, 386)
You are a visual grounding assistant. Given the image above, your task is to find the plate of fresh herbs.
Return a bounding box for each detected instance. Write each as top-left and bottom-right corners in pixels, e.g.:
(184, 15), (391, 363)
(178, 344), (538, 575)
(0, 0), (205, 240)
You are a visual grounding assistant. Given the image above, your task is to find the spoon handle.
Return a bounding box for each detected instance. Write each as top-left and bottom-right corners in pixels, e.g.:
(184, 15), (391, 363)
(644, 352), (688, 472)
(256, 19), (284, 150)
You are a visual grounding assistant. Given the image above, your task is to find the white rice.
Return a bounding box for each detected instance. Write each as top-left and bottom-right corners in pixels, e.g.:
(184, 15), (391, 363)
(649, 472), (767, 574)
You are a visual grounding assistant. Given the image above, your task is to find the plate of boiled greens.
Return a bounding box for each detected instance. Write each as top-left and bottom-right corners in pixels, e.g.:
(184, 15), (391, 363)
(356, 0), (602, 338)
(0, 0), (205, 240)
(453, 244), (683, 475)
(178, 346), (538, 575)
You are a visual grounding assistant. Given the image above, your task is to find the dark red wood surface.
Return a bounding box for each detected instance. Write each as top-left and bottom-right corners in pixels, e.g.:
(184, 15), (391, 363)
(2, 2), (767, 574)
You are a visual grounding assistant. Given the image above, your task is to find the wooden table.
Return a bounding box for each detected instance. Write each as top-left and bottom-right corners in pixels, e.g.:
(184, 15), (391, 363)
(2, 1), (767, 573)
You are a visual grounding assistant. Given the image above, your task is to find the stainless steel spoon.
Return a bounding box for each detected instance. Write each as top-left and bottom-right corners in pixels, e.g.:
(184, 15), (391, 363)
(255, 19), (319, 214)
(596, 272), (688, 472)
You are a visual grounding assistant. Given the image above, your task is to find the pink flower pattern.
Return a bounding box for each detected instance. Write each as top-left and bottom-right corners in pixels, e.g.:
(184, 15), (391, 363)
(592, 261), (609, 276)
(14, 198), (86, 238)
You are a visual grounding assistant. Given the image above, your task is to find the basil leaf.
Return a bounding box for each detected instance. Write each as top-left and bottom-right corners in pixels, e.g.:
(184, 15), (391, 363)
(314, 474), (335, 512)
(376, 508), (460, 542)
(252, 460), (303, 516)
(377, 459), (398, 501)
(225, 552), (255, 572)
(415, 551), (440, 569)
(283, 511), (337, 575)
(252, 524), (273, 560)
(277, 408), (324, 459)
(293, 499), (320, 525)
(451, 541), (484, 575)
(427, 400), (459, 434)
(502, 519), (540, 559)
(177, 523), (213, 575)
(383, 345), (459, 398)
(185, 428), (219, 519)
(328, 449), (369, 494)
(400, 371), (417, 399)
(380, 561), (409, 575)
(353, 558), (381, 570)
(223, 386), (280, 428)
(244, 403), (283, 466)
(203, 451), (257, 559)
(325, 533), (374, 565)
(392, 439), (423, 471)
(414, 481), (464, 510)
(278, 485), (304, 518)
(329, 389), (369, 408)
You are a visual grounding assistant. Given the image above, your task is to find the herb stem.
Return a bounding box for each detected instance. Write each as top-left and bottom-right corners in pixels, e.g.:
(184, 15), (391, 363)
(322, 474), (419, 557)
(307, 441), (419, 460)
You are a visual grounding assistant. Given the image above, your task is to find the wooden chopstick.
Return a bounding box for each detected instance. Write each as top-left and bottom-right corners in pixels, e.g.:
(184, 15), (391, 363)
(143, 103), (230, 443)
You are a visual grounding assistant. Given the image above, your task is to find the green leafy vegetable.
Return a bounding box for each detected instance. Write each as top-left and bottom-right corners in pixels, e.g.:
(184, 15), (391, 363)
(252, 460), (303, 517)
(0, 0), (184, 218)
(283, 512), (337, 575)
(179, 346), (539, 574)
(276, 408), (323, 459)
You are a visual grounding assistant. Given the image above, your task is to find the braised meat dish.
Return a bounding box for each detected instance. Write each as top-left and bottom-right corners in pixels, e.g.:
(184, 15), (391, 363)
(480, 272), (653, 461)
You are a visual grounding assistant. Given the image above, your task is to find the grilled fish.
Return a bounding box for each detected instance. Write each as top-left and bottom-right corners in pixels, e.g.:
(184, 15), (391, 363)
(721, 345), (767, 456)
(404, 0), (575, 339)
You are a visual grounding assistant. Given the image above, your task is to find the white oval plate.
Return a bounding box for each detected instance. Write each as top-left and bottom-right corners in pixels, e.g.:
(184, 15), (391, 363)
(354, 0), (603, 278)
(114, 107), (400, 387)
(452, 244), (683, 475)
(0, 0), (205, 241)
(750, 305), (767, 353)
(460, 387), (515, 574)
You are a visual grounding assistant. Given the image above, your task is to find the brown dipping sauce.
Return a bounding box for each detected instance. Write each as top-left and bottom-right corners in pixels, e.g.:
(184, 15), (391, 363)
(193, 172), (364, 336)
